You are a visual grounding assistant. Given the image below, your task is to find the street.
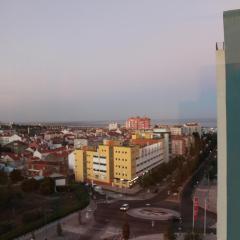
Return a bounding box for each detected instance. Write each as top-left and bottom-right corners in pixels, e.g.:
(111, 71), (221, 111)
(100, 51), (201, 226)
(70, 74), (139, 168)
(17, 149), (217, 240)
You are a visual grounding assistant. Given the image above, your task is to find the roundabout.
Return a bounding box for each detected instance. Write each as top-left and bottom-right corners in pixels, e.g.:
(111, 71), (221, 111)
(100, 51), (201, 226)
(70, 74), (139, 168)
(127, 207), (180, 221)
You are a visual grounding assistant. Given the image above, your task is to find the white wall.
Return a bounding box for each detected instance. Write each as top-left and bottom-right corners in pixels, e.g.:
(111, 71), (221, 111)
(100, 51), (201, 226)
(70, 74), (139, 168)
(33, 150), (42, 159)
(0, 134), (22, 145)
(136, 142), (164, 175)
(74, 139), (88, 149)
(68, 151), (75, 170)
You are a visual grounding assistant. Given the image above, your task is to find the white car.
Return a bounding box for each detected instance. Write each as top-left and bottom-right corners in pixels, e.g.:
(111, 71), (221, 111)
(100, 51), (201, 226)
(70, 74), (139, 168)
(120, 204), (129, 211)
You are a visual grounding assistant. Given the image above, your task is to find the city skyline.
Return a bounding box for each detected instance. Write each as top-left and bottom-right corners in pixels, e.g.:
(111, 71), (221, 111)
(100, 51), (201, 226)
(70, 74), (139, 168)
(1, 1), (239, 122)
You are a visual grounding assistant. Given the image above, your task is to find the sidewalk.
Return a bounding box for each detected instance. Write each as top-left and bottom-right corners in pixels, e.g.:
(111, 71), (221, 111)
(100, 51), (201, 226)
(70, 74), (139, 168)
(102, 184), (142, 195)
(130, 233), (216, 240)
(104, 185), (165, 201)
(194, 181), (217, 214)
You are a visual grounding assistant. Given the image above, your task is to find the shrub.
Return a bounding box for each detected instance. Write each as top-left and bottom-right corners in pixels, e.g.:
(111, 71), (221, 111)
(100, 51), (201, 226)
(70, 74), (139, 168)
(39, 177), (55, 195)
(0, 171), (8, 185)
(9, 170), (23, 183)
(22, 210), (44, 224)
(21, 178), (39, 193)
(0, 221), (15, 235)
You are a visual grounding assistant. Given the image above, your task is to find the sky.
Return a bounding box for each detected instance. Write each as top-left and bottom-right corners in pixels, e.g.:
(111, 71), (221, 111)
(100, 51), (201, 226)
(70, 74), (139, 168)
(0, 1), (239, 122)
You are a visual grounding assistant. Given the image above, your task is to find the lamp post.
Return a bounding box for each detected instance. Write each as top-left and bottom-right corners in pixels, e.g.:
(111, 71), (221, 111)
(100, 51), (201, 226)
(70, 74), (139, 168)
(120, 178), (124, 196)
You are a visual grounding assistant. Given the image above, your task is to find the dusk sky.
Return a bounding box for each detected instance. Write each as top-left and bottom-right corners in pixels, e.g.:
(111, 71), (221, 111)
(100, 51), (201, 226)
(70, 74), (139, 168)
(1, 1), (239, 122)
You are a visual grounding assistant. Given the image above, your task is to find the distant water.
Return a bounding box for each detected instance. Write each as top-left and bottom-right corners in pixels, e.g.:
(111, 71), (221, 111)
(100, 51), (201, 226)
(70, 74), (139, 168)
(152, 118), (217, 128)
(47, 118), (216, 128)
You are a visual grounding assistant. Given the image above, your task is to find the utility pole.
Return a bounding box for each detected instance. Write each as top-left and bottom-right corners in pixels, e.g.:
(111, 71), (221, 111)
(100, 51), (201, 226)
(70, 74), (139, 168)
(192, 199), (195, 232)
(204, 198), (207, 236)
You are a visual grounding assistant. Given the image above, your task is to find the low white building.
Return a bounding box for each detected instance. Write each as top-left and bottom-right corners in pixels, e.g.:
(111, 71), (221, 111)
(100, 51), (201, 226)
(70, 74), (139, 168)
(0, 134), (22, 146)
(108, 122), (119, 131)
(33, 149), (43, 159)
(74, 139), (88, 149)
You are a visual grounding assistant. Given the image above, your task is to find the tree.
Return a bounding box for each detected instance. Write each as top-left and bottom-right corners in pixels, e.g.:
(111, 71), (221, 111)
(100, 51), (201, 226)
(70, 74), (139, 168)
(122, 221), (130, 240)
(164, 225), (176, 240)
(0, 221), (15, 235)
(21, 178), (39, 192)
(57, 222), (63, 236)
(0, 170), (8, 185)
(39, 177), (55, 195)
(22, 210), (43, 224)
(184, 232), (202, 240)
(9, 169), (23, 183)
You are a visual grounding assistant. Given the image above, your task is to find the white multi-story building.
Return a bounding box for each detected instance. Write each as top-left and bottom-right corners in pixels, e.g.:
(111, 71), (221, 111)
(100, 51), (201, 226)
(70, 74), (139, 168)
(68, 151), (75, 170)
(136, 141), (164, 176)
(182, 123), (201, 137)
(170, 126), (183, 136)
(108, 122), (119, 131)
(153, 128), (171, 163)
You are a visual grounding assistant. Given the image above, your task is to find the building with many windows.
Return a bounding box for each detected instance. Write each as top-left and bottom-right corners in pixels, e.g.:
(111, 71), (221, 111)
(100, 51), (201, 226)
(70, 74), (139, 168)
(171, 135), (190, 157)
(182, 123), (201, 137)
(125, 116), (151, 130)
(74, 137), (164, 188)
(169, 125), (183, 136)
(108, 122), (120, 131)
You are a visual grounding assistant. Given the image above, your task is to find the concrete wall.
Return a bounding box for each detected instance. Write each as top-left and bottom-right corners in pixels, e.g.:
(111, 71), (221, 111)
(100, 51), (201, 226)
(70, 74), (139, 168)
(216, 45), (227, 240)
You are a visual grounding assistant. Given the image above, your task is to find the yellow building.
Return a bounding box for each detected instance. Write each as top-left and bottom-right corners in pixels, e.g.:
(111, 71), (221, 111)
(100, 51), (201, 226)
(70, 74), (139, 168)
(86, 145), (113, 185)
(113, 145), (139, 188)
(132, 131), (153, 140)
(74, 138), (164, 189)
(74, 145), (114, 186)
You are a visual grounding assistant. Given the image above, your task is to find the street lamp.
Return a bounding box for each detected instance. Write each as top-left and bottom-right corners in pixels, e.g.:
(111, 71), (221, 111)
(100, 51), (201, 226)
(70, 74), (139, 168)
(120, 178), (124, 196)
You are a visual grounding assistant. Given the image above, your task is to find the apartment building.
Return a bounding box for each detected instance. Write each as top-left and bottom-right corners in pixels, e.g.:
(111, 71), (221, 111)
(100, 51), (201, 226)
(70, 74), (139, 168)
(169, 125), (183, 136)
(171, 135), (190, 157)
(74, 138), (164, 188)
(113, 145), (139, 188)
(125, 116), (151, 130)
(182, 123), (201, 137)
(108, 122), (120, 131)
(153, 128), (171, 163)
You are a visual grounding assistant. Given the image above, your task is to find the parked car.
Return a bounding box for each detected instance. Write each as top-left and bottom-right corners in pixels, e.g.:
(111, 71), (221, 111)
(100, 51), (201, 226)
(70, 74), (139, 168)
(172, 216), (182, 223)
(120, 203), (129, 211)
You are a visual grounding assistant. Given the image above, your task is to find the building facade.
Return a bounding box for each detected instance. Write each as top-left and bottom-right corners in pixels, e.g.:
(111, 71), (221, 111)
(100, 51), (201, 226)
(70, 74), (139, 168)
(217, 9), (240, 240)
(169, 126), (183, 136)
(171, 136), (189, 157)
(182, 123), (201, 137)
(153, 128), (171, 163)
(125, 117), (151, 130)
(0, 134), (22, 146)
(74, 138), (88, 149)
(108, 122), (120, 131)
(74, 138), (164, 188)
